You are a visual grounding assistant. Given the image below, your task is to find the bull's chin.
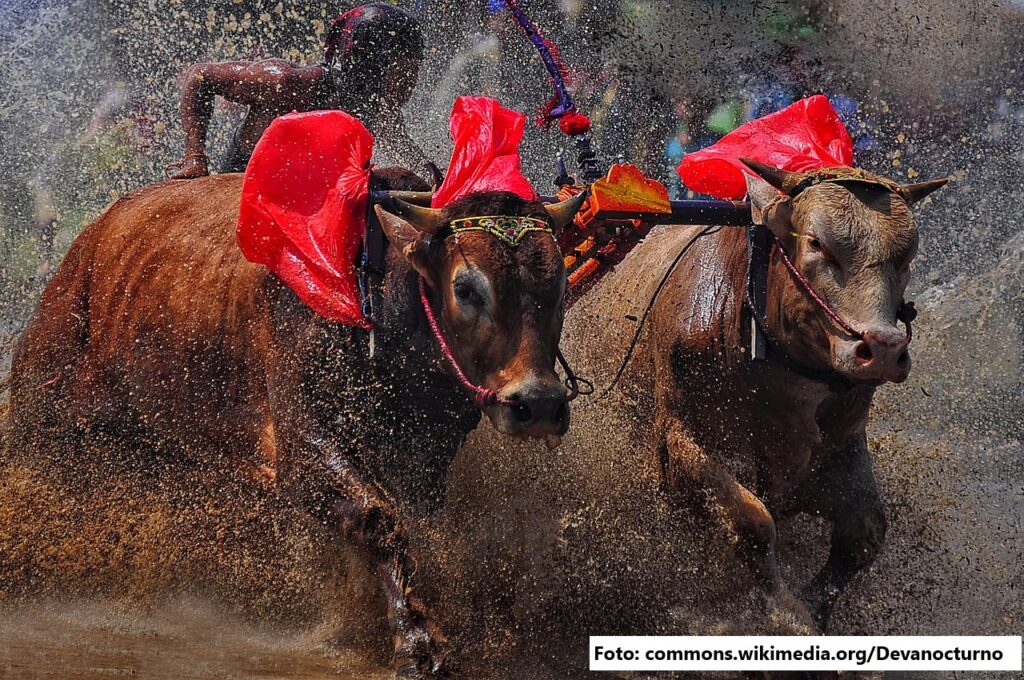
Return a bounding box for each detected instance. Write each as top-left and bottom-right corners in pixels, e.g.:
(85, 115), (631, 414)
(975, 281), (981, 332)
(838, 371), (889, 387)
(484, 408), (568, 449)
(832, 358), (912, 386)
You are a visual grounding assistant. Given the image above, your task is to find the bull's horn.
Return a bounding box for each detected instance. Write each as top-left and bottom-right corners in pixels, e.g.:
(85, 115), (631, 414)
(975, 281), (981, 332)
(901, 177), (949, 205)
(378, 190), (434, 205)
(543, 191), (588, 234)
(739, 158), (805, 194)
(424, 161), (445, 191)
(389, 197), (446, 235)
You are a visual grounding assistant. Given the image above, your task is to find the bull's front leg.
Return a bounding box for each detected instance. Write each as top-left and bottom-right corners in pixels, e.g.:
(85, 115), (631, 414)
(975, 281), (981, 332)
(327, 452), (446, 678)
(661, 416), (783, 591)
(274, 423), (447, 678)
(789, 436), (887, 630)
(262, 333), (446, 678)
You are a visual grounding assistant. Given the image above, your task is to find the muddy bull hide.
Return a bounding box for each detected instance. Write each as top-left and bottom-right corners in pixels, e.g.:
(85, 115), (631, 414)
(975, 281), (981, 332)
(550, 161), (947, 637)
(6, 168), (586, 679)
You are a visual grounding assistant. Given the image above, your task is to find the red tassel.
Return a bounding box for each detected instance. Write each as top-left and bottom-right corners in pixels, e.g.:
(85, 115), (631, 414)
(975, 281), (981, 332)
(558, 111), (591, 136)
(536, 96), (559, 127)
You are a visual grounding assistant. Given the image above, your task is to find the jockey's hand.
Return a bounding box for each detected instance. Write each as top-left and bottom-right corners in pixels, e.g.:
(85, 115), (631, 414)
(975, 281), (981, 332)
(168, 154), (209, 180)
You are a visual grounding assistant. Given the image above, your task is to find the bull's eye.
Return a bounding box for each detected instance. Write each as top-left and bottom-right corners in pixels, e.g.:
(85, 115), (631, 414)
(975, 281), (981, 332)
(806, 236), (836, 266)
(454, 280), (484, 307)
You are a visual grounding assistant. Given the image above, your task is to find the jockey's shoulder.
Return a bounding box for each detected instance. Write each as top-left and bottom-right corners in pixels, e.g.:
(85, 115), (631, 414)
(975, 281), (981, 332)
(247, 59), (324, 84)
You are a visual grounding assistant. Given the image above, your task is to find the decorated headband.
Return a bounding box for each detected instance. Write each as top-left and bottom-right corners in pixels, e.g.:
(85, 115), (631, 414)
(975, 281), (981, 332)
(785, 167), (907, 200)
(449, 215), (551, 248)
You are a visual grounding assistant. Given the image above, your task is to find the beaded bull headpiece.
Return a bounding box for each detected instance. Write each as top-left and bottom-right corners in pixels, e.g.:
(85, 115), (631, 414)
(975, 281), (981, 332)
(449, 215), (552, 247)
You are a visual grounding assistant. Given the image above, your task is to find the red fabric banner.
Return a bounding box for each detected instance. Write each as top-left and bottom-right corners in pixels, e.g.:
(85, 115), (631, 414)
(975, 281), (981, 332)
(431, 96), (537, 208)
(677, 95), (854, 200)
(236, 110), (373, 327)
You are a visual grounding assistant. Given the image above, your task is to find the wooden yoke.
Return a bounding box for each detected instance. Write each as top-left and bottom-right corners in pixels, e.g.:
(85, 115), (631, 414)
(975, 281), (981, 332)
(559, 164), (671, 305)
(371, 164), (752, 310)
(552, 164), (752, 307)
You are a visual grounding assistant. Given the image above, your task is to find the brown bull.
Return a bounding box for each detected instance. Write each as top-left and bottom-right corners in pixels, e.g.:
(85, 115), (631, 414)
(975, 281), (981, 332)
(7, 168), (585, 678)
(592, 162), (946, 629)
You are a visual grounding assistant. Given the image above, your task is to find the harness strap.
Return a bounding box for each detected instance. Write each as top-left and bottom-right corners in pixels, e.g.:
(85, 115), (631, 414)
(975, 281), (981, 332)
(742, 294), (856, 392)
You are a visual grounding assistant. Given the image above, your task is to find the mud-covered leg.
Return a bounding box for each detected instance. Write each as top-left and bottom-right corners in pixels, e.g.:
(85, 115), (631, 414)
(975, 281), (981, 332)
(273, 428), (448, 678)
(263, 310), (446, 679)
(792, 437), (887, 630)
(662, 417), (782, 590)
(326, 468), (447, 679)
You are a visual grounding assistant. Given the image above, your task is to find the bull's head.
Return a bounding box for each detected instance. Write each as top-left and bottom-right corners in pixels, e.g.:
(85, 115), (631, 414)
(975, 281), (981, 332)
(375, 190), (586, 440)
(742, 159), (948, 384)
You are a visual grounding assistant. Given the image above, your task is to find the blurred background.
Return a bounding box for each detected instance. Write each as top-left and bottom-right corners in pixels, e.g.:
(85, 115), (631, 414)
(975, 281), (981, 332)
(0, 1), (1022, 678)
(3, 0), (1024, 345)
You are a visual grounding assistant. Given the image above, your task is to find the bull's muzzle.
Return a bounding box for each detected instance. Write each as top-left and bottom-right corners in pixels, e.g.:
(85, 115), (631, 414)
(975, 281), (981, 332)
(846, 324), (912, 384)
(491, 378), (570, 439)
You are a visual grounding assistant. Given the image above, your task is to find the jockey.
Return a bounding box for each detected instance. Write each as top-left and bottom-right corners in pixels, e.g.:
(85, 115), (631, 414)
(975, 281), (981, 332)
(169, 3), (427, 179)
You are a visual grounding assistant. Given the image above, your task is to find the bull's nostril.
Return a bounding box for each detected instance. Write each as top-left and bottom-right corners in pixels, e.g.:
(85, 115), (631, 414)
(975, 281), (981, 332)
(554, 401), (568, 425)
(513, 402), (532, 424)
(897, 349), (910, 366)
(855, 342), (873, 363)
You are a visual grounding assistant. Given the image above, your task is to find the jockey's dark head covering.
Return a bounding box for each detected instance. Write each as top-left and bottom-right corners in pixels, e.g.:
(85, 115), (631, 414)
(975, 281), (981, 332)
(323, 4), (424, 75)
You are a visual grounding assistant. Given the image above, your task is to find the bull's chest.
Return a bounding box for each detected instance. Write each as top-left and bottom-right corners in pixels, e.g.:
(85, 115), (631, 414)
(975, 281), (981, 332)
(683, 361), (830, 497)
(326, 369), (480, 512)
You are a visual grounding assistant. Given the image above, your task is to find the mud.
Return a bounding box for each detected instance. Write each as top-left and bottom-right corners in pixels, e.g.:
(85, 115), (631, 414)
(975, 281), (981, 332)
(0, 600), (389, 680)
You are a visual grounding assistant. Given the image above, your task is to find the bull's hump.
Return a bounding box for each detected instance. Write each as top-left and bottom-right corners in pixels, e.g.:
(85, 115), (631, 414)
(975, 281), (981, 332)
(651, 226), (745, 351)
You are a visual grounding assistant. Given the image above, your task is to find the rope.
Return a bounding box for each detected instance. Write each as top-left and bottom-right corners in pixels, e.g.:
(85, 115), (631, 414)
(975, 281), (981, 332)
(770, 233), (864, 340)
(770, 233), (914, 343)
(556, 348), (593, 401)
(417, 277), (513, 408)
(594, 225), (721, 401)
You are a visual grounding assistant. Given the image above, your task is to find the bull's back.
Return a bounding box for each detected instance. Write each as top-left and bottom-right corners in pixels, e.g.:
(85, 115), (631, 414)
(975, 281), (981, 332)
(10, 174), (269, 456)
(563, 224), (745, 385)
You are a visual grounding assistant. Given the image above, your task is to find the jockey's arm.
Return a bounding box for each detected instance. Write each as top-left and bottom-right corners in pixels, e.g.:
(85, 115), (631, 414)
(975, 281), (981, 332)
(170, 59), (321, 179)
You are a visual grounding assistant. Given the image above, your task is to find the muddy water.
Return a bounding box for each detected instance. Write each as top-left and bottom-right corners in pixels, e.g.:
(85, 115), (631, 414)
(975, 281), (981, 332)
(0, 601), (389, 680)
(0, 451), (398, 679)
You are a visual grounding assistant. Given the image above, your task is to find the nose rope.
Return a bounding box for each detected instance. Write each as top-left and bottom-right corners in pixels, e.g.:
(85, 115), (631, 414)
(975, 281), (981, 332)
(556, 348), (593, 401)
(417, 276), (515, 408)
(770, 233), (915, 344)
(770, 233), (864, 340)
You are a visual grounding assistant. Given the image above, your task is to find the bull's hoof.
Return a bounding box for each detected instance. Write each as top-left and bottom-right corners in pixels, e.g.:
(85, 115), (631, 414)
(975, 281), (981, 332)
(394, 649), (450, 679)
(394, 658), (448, 679)
(392, 615), (450, 679)
(800, 577), (839, 633)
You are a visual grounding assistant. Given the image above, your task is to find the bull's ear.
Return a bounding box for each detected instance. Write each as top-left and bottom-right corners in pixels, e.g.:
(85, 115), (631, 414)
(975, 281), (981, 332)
(374, 205), (434, 283)
(744, 171), (793, 244)
(424, 161), (445, 191)
(902, 177), (949, 205)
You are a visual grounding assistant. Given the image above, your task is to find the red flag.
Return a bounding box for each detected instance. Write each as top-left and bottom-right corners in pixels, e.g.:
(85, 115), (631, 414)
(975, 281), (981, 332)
(431, 96), (537, 208)
(237, 110), (373, 327)
(677, 95), (854, 200)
